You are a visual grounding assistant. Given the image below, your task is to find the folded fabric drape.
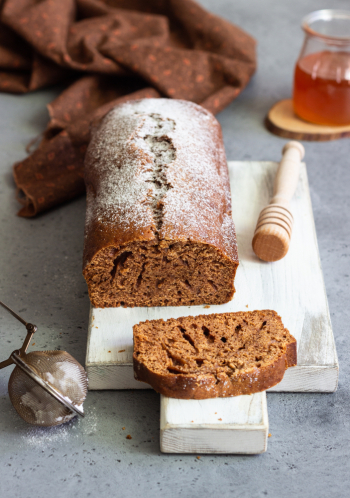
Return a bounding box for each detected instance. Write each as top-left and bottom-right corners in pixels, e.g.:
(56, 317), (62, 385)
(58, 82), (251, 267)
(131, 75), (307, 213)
(0, 0), (256, 217)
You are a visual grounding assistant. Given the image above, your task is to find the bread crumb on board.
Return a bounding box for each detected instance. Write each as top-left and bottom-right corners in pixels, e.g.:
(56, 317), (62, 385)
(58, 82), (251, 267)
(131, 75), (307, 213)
(246, 305), (248, 308)
(268, 433), (272, 438)
(118, 349), (125, 352)
(196, 456), (201, 460)
(204, 305), (210, 309)
(126, 435), (132, 440)
(122, 427), (126, 430)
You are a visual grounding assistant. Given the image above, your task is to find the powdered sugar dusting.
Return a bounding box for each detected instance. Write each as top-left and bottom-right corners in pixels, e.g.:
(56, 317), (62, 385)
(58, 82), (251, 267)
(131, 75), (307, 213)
(85, 109), (156, 234)
(20, 386), (74, 425)
(42, 362), (84, 402)
(22, 405), (98, 448)
(84, 99), (237, 262)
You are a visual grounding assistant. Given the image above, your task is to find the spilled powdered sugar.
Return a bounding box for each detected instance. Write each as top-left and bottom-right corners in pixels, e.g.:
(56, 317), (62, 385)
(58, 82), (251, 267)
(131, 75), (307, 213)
(84, 99), (237, 261)
(22, 404), (98, 448)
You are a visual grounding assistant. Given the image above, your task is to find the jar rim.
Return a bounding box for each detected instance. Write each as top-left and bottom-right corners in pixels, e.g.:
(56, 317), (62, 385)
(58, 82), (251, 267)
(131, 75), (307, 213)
(302, 9), (350, 44)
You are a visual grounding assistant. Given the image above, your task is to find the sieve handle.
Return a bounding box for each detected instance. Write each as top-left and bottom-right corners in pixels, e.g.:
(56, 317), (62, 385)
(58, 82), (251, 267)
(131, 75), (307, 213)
(0, 357), (14, 370)
(0, 300), (37, 368)
(0, 300), (30, 327)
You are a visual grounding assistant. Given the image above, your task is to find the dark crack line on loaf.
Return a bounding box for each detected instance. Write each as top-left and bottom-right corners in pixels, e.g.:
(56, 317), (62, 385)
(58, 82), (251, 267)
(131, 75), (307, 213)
(143, 113), (176, 237)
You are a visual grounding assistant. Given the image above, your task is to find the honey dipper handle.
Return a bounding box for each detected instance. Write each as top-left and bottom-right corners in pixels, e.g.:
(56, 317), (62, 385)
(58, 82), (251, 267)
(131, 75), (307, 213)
(271, 141), (305, 208)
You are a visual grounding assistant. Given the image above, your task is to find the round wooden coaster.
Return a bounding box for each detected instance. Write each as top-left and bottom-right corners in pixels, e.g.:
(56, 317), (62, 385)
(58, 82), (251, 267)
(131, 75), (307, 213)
(265, 99), (350, 141)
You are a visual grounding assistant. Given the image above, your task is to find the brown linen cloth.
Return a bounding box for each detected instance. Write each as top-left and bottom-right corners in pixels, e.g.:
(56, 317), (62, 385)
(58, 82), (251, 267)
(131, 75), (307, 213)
(0, 0), (256, 217)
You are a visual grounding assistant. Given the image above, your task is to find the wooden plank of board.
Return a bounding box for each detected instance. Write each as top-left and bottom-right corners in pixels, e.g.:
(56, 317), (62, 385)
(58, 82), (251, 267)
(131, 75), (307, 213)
(86, 161), (339, 392)
(160, 392), (268, 454)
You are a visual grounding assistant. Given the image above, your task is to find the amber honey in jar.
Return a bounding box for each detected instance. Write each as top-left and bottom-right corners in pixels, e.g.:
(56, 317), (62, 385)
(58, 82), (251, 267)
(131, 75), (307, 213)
(293, 10), (350, 126)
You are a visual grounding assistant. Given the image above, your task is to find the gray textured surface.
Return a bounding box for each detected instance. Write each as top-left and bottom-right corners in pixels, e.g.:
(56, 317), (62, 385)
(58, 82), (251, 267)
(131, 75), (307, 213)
(0, 0), (349, 497)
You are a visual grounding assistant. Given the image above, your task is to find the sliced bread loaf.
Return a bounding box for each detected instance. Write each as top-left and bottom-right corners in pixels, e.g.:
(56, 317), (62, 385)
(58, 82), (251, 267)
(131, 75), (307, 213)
(82, 99), (238, 308)
(133, 310), (296, 399)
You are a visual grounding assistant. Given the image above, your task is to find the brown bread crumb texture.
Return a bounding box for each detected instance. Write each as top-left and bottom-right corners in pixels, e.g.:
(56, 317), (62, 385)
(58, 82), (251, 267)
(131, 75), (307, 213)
(133, 310), (297, 399)
(82, 99), (238, 308)
(85, 240), (237, 307)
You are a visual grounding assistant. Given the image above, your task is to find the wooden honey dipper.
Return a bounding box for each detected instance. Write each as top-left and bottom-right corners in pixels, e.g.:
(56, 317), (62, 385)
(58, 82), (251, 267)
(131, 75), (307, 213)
(252, 141), (305, 262)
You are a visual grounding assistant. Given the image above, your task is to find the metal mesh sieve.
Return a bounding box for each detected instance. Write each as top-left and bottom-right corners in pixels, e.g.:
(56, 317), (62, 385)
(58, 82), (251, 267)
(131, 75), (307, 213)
(9, 351), (88, 427)
(0, 301), (88, 427)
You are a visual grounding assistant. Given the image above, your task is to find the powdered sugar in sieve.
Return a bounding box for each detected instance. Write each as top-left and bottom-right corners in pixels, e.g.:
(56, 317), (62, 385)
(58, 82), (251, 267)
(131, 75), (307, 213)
(0, 300), (88, 427)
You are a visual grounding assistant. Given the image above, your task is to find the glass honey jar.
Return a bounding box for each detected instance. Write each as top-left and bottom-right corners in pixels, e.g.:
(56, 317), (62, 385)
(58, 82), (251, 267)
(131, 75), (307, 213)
(293, 10), (350, 126)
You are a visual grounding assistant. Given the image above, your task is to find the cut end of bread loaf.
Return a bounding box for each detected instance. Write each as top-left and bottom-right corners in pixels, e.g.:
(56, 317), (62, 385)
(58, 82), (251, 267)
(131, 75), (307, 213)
(83, 240), (238, 307)
(133, 310), (297, 399)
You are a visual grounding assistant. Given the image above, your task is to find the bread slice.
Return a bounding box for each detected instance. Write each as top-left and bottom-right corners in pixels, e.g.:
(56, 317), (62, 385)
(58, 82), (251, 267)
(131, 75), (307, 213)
(133, 310), (296, 399)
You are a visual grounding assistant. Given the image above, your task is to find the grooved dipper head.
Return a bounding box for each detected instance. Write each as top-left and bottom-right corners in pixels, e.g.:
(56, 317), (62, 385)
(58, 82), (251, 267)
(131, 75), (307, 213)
(252, 205), (293, 262)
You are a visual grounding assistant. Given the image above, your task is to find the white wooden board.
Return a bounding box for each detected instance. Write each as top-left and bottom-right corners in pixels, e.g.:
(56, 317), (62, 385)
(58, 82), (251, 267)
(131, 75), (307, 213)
(86, 161), (338, 391)
(160, 393), (268, 454)
(85, 161), (339, 454)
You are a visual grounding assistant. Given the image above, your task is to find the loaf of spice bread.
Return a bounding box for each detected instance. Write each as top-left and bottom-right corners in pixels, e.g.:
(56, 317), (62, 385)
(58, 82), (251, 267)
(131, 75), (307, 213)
(133, 310), (297, 398)
(83, 99), (239, 308)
